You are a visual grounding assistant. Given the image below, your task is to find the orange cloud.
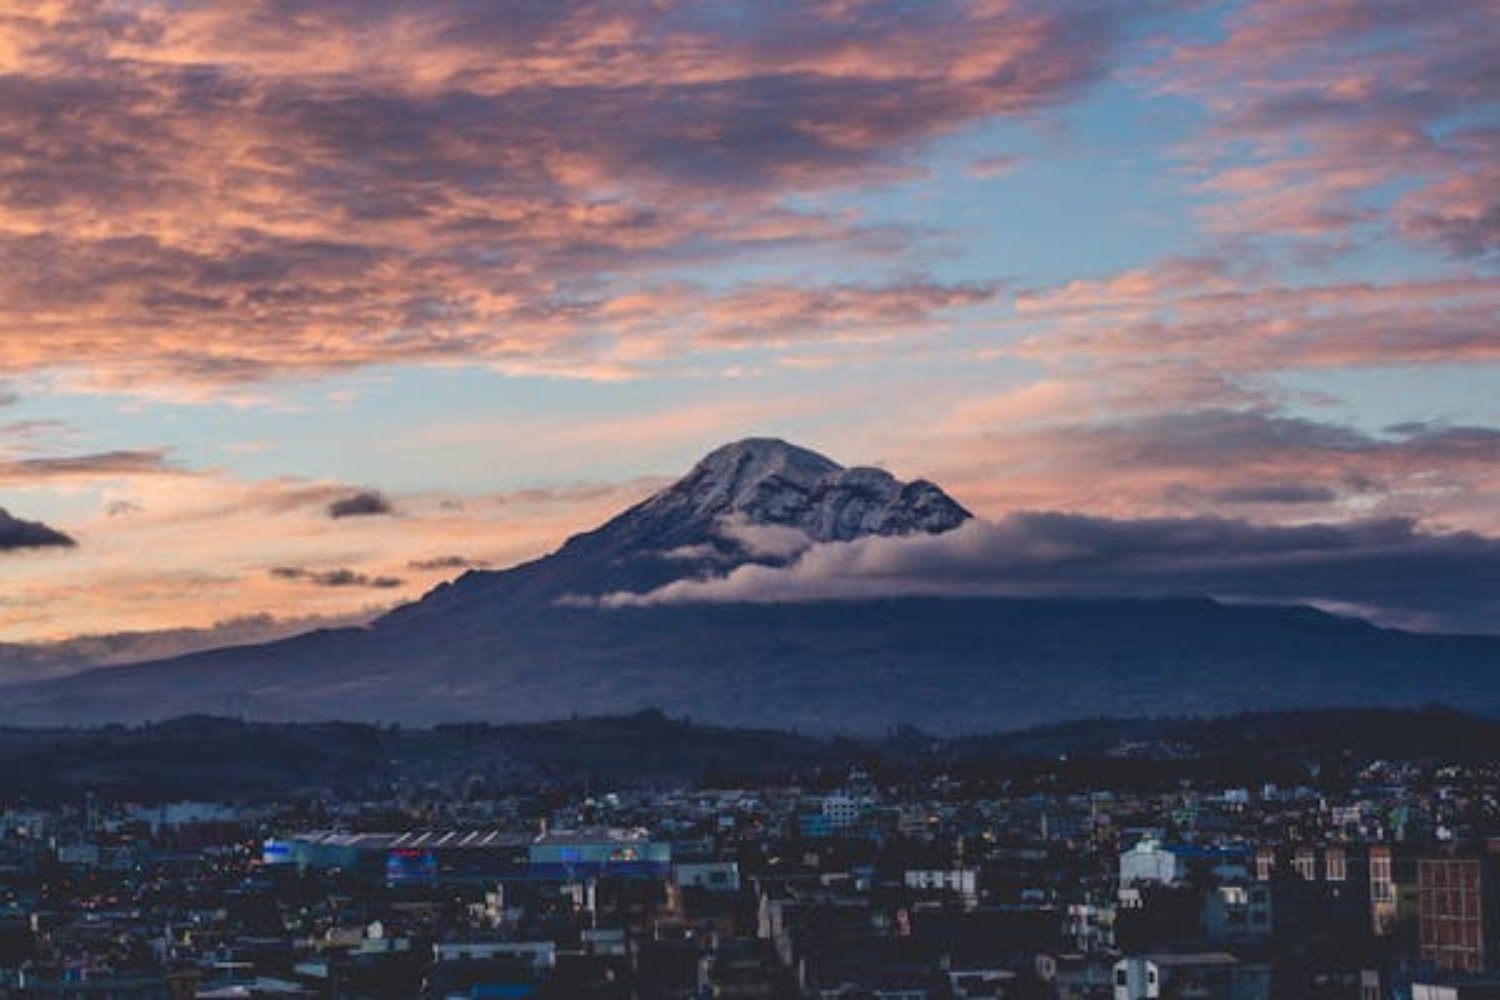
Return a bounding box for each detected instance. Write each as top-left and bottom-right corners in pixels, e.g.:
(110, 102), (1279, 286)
(0, 0), (1121, 394)
(0, 457), (663, 642)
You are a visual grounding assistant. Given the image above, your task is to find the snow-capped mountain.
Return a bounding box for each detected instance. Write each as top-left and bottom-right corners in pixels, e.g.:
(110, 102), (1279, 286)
(386, 438), (969, 616)
(4, 438), (1497, 731)
(634, 437), (969, 543)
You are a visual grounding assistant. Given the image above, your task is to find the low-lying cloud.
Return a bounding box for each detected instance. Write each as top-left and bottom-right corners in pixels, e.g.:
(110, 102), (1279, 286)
(716, 514), (815, 561)
(600, 512), (1500, 634)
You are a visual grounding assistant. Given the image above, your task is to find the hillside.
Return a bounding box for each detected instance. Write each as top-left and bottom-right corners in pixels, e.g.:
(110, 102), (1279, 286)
(1, 706), (1494, 802)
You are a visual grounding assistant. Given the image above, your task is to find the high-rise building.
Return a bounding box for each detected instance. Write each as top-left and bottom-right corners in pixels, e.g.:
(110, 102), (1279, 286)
(1418, 840), (1500, 973)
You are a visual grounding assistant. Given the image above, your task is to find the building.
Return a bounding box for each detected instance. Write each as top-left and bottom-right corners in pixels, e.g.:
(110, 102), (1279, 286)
(1370, 844), (1420, 938)
(1120, 841), (1180, 888)
(527, 828), (671, 879)
(673, 860), (741, 892)
(1411, 982), (1500, 1000)
(1120, 840), (1250, 891)
(265, 830), (530, 883)
(1112, 952), (1270, 1000)
(1201, 883), (1273, 944)
(821, 795), (861, 830)
(1418, 841), (1500, 973)
(903, 868), (978, 899)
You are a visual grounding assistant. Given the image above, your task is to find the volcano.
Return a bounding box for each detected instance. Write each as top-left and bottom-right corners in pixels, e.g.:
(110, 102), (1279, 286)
(3, 438), (1497, 731)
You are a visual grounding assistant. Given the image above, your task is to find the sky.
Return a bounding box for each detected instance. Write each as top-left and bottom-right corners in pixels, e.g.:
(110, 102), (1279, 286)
(0, 0), (1497, 648)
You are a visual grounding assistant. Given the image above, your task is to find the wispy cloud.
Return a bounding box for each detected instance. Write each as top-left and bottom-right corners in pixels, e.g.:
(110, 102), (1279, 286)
(0, 449), (181, 483)
(407, 555), (488, 571)
(1156, 0), (1499, 256)
(269, 566), (404, 589)
(0, 0), (1125, 393)
(1014, 273), (1500, 372)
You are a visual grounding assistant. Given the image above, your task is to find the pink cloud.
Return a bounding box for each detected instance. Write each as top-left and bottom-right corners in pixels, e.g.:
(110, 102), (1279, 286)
(1015, 273), (1500, 372)
(0, 0), (1125, 393)
(1153, 0), (1499, 255)
(918, 407), (1500, 534)
(964, 155), (1022, 180)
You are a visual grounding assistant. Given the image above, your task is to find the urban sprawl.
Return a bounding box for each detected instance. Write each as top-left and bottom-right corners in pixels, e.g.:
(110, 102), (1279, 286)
(2, 759), (1499, 999)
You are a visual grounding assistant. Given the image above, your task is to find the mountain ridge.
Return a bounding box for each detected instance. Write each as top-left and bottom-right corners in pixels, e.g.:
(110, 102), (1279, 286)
(1, 438), (1496, 730)
(2, 705), (1497, 802)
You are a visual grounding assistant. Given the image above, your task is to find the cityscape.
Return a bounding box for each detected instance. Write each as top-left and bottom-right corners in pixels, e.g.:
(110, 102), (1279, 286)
(2, 708), (1500, 998)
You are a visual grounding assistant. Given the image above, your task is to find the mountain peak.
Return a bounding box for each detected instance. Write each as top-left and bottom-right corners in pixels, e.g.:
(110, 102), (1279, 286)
(641, 438), (970, 545)
(673, 438), (843, 521)
(692, 437), (840, 484)
(381, 438), (971, 619)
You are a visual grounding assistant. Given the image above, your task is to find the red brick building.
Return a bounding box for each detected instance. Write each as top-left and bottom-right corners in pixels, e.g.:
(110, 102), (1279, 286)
(1418, 841), (1500, 973)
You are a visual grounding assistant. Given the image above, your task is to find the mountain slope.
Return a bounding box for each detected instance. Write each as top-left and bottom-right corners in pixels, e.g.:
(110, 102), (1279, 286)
(2, 439), (1497, 731)
(386, 437), (969, 621)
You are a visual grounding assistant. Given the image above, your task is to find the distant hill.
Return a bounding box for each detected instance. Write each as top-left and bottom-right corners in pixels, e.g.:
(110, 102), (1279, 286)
(1, 707), (1495, 802)
(0, 710), (843, 801)
(2, 439), (1496, 730)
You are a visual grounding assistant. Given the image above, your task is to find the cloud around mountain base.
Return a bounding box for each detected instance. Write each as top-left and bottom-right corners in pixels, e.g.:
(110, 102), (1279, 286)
(598, 512), (1500, 634)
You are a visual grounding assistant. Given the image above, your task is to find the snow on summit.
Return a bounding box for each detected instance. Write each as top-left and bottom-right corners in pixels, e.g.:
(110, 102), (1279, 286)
(633, 438), (971, 544)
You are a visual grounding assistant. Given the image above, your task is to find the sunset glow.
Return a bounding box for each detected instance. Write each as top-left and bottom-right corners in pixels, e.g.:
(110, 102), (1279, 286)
(1, 0), (1496, 645)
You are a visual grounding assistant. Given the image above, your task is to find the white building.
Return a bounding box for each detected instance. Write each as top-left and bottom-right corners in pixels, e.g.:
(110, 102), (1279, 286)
(904, 868), (978, 901)
(1119, 840), (1180, 888)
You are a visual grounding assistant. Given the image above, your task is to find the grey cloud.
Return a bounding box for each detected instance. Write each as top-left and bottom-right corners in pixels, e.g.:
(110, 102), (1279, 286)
(0, 449), (177, 480)
(603, 513), (1500, 634)
(0, 509), (75, 552)
(1399, 191), (1500, 259)
(1170, 483), (1342, 506)
(270, 566), (404, 589)
(328, 490), (394, 519)
(1049, 411), (1499, 496)
(408, 555), (489, 571)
